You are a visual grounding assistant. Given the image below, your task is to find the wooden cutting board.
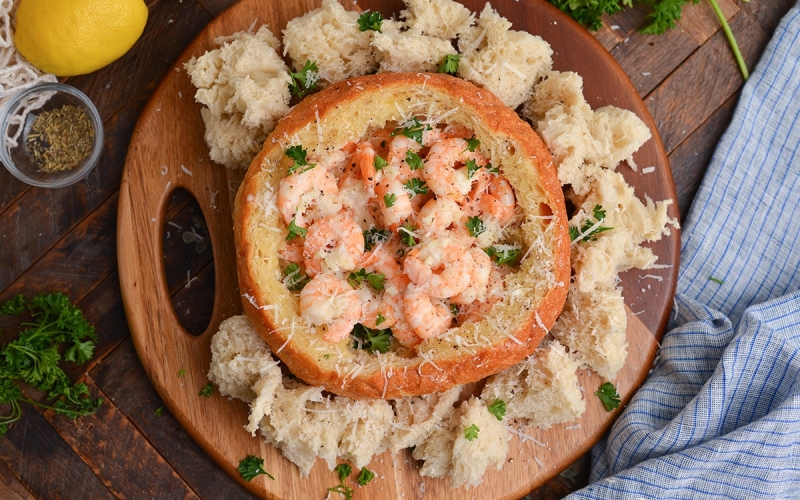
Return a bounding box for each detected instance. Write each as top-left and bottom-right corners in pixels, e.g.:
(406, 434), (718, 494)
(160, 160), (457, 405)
(117, 0), (679, 498)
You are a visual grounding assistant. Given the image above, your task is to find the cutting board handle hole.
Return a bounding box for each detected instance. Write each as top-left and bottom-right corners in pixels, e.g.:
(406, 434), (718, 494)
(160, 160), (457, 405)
(161, 187), (215, 336)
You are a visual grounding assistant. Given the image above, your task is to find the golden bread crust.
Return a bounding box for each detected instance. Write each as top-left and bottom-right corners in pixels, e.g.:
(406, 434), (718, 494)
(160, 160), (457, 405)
(234, 72), (569, 399)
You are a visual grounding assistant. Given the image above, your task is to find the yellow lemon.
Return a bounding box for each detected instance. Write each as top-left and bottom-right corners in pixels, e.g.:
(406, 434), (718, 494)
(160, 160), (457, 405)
(14, 0), (148, 77)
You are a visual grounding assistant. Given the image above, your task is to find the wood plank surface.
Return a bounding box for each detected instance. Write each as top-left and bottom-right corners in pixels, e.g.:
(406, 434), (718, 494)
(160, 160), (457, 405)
(1, 0), (795, 499)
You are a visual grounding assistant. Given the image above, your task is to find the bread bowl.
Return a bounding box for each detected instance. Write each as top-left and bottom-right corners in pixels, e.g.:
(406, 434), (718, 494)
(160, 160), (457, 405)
(233, 72), (570, 399)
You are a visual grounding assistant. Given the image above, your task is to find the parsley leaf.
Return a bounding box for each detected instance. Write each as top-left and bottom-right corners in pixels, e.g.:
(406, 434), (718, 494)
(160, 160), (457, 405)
(404, 178), (429, 195)
(285, 145), (316, 175)
(363, 227), (391, 251)
(238, 455), (275, 482)
(639, 0), (696, 35)
(0, 293), (103, 438)
(376, 312), (387, 326)
(288, 60), (319, 98)
(347, 268), (385, 291)
(485, 246), (521, 265)
(569, 204), (613, 242)
(437, 53), (460, 75)
(466, 216), (485, 237)
(465, 135), (480, 152)
(595, 381), (621, 411)
(357, 467), (376, 486)
(383, 193), (396, 208)
(285, 216), (307, 242)
(464, 423), (480, 441)
(357, 11), (384, 32)
(351, 324), (392, 354)
(374, 154), (388, 171)
(487, 399), (506, 421)
(547, 0), (626, 31)
(390, 117), (430, 145)
(335, 463), (352, 482)
(399, 223), (417, 247)
(465, 158), (481, 179)
(283, 263), (310, 291)
(405, 150), (423, 170)
(199, 381), (214, 398)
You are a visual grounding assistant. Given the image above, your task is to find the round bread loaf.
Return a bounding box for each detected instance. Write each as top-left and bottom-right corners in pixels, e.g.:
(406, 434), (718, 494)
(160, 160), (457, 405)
(234, 73), (570, 399)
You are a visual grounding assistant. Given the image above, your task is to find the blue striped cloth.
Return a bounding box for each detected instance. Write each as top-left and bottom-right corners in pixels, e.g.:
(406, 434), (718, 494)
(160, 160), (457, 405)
(567, 5), (800, 499)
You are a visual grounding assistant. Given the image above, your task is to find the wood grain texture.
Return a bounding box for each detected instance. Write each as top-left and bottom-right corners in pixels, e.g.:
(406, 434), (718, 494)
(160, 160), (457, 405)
(117, 0), (677, 498)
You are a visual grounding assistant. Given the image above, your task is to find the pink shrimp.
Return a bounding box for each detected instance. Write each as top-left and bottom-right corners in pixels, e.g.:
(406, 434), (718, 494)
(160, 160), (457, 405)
(403, 285), (453, 339)
(374, 175), (414, 231)
(300, 273), (362, 343)
(455, 268), (504, 324)
(356, 141), (378, 194)
(416, 197), (467, 239)
(278, 239), (304, 264)
(403, 237), (474, 299)
(450, 247), (493, 305)
(303, 213), (365, 276)
(278, 164), (341, 227)
(422, 138), (473, 199)
(338, 174), (379, 229)
(467, 171), (516, 225)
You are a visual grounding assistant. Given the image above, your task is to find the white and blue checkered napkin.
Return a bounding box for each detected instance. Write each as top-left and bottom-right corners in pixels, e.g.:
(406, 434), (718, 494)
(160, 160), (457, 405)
(567, 5), (800, 499)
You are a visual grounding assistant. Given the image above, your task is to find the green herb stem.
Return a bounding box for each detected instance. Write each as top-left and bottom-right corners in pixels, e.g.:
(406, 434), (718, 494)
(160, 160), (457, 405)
(707, 0), (749, 80)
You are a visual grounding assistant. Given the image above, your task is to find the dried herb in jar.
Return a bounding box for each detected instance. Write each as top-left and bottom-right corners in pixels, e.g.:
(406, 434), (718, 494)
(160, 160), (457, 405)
(26, 105), (94, 173)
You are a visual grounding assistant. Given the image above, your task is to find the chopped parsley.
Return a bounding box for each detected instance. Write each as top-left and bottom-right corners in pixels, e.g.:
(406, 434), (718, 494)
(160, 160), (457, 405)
(399, 223), (417, 247)
(357, 11), (384, 32)
(178, 368), (186, 377)
(363, 227), (391, 251)
(569, 204), (613, 242)
(383, 192), (396, 208)
(154, 405), (165, 416)
(285, 216), (307, 241)
(437, 53), (460, 75)
(466, 216), (486, 237)
(487, 399), (507, 420)
(351, 324), (392, 354)
(374, 154), (388, 171)
(450, 303), (459, 316)
(348, 268), (386, 291)
(238, 455), (275, 482)
(390, 117), (430, 145)
(709, 276), (725, 285)
(405, 150), (423, 170)
(595, 381), (621, 411)
(464, 423), (480, 441)
(357, 467), (376, 486)
(285, 145), (316, 175)
(486, 162), (499, 174)
(283, 263), (310, 290)
(288, 60), (319, 98)
(404, 177), (429, 195)
(485, 246), (521, 265)
(465, 158), (481, 179)
(465, 135), (480, 152)
(376, 312), (387, 326)
(199, 381), (214, 398)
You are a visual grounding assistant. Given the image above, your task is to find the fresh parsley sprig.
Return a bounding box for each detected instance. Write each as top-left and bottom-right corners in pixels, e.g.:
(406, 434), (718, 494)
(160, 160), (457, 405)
(283, 263), (310, 291)
(288, 60), (319, 98)
(595, 381), (621, 411)
(569, 204), (613, 242)
(351, 324), (392, 354)
(487, 399), (507, 420)
(0, 293), (103, 438)
(466, 216), (486, 238)
(404, 178), (429, 196)
(347, 268), (385, 291)
(485, 246), (521, 265)
(238, 455), (275, 482)
(437, 54), (460, 75)
(464, 423), (480, 441)
(328, 463), (355, 499)
(285, 145), (316, 175)
(363, 227), (391, 251)
(285, 216), (307, 242)
(391, 117), (430, 145)
(357, 11), (384, 32)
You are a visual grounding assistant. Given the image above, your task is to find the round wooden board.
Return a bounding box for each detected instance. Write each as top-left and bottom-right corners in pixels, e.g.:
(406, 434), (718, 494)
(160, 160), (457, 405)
(117, 0), (680, 498)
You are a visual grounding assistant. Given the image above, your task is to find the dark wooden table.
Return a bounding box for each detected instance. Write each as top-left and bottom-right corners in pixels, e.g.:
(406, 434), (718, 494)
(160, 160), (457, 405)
(0, 0), (794, 498)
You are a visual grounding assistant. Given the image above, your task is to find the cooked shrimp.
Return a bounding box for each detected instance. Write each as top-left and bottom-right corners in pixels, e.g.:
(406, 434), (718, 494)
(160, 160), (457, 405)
(362, 247), (409, 293)
(450, 247), (493, 304)
(338, 175), (378, 229)
(416, 197), (467, 239)
(300, 273), (362, 343)
(375, 175), (414, 231)
(279, 239), (304, 264)
(423, 138), (472, 199)
(468, 172), (516, 225)
(358, 287), (400, 330)
(315, 149), (349, 177)
(303, 213), (365, 276)
(356, 142), (378, 193)
(278, 165), (341, 227)
(456, 268), (504, 323)
(403, 237), (474, 299)
(404, 285), (453, 339)
(386, 135), (422, 165)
